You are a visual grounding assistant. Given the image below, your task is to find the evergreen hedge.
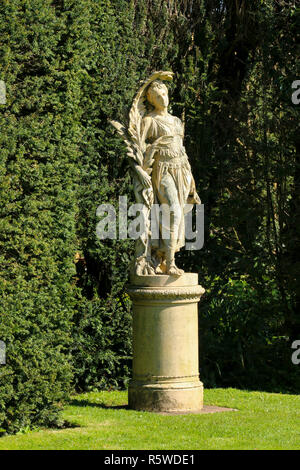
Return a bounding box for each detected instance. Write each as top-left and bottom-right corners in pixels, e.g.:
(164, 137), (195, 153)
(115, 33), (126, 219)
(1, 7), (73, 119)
(0, 0), (80, 433)
(0, 0), (183, 433)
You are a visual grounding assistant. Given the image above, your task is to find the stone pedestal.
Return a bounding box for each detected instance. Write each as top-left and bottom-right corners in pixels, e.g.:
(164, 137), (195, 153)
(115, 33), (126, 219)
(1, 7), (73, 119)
(127, 273), (205, 413)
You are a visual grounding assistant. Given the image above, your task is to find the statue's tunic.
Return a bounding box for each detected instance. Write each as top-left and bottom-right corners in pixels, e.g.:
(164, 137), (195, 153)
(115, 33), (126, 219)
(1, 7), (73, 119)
(142, 113), (193, 253)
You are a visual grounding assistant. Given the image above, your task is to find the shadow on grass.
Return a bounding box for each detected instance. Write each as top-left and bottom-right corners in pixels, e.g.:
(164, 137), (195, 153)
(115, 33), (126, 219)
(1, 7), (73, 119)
(69, 399), (128, 410)
(50, 420), (81, 430)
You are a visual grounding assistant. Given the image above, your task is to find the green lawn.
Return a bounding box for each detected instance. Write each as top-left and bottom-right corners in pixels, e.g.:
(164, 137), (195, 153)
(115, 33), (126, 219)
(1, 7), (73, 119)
(0, 388), (299, 450)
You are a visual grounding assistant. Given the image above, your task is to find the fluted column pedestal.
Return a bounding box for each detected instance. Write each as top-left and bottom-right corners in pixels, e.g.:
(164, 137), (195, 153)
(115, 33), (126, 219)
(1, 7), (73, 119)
(127, 273), (205, 413)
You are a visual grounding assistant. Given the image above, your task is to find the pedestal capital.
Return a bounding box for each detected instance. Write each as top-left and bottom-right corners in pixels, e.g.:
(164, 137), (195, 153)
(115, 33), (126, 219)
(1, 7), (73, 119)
(127, 272), (205, 304)
(127, 285), (205, 304)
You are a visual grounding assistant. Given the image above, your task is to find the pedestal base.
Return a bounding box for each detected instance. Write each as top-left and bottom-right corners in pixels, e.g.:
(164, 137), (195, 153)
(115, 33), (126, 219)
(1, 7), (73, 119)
(129, 381), (203, 413)
(127, 273), (205, 413)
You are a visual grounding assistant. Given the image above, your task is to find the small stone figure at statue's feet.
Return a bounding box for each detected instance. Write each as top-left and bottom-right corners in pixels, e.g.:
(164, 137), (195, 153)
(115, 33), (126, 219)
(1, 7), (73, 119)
(155, 258), (167, 274)
(135, 256), (156, 276)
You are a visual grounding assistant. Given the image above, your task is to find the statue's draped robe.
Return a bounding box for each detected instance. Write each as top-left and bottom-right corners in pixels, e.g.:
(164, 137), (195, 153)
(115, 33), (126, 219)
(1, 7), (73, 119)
(142, 113), (193, 255)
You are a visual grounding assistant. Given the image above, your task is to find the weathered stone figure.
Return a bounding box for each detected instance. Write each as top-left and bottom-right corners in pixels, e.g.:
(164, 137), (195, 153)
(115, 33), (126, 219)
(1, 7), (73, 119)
(142, 79), (200, 275)
(111, 71), (200, 276)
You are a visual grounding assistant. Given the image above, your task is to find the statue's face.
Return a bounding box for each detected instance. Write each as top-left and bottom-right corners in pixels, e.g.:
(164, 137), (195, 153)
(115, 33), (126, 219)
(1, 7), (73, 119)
(147, 84), (169, 110)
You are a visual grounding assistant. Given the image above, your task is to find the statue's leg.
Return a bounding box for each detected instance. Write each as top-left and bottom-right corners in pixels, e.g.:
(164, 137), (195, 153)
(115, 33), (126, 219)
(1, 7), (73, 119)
(156, 173), (184, 275)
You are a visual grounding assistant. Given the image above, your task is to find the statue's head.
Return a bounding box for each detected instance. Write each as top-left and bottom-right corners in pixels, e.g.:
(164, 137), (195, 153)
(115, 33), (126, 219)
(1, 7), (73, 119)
(146, 81), (169, 110)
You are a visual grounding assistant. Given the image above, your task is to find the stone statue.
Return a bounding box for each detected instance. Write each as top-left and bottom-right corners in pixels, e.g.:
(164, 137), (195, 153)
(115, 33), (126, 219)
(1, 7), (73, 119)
(110, 71), (200, 276)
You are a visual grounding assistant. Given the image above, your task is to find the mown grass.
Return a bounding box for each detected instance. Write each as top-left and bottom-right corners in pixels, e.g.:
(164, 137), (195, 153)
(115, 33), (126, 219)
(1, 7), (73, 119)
(0, 388), (299, 450)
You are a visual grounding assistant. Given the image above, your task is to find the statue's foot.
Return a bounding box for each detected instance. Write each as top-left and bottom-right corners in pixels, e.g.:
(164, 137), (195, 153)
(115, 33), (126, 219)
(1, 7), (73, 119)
(166, 264), (184, 276)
